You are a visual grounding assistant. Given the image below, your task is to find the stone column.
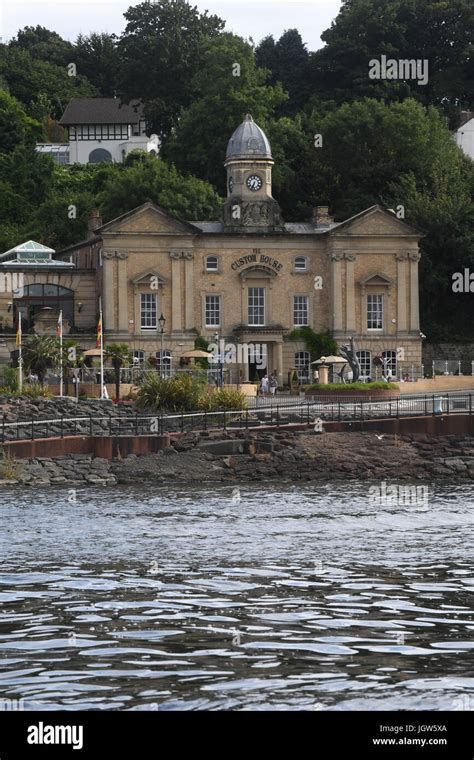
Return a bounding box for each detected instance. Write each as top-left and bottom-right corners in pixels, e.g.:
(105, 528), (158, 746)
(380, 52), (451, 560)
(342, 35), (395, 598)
(409, 251), (421, 332)
(396, 253), (408, 333)
(102, 251), (115, 332)
(345, 252), (356, 333)
(331, 252), (344, 333)
(169, 251), (182, 332)
(275, 342), (283, 384)
(184, 252), (195, 331)
(117, 252), (129, 333)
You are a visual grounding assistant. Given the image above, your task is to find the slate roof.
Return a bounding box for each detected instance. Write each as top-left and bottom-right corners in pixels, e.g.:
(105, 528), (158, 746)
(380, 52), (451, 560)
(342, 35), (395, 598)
(60, 98), (144, 125)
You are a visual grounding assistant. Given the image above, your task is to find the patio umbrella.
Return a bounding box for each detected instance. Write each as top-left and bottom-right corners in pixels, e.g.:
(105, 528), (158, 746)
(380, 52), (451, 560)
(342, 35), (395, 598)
(311, 355), (347, 365)
(181, 349), (214, 359)
(83, 348), (102, 357)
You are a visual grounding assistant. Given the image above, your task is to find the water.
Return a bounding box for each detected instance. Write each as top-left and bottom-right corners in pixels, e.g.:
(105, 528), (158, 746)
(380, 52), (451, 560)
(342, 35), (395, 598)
(0, 482), (473, 711)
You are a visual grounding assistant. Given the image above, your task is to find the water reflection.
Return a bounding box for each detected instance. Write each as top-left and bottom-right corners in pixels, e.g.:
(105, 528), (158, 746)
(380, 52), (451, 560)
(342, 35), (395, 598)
(0, 482), (473, 710)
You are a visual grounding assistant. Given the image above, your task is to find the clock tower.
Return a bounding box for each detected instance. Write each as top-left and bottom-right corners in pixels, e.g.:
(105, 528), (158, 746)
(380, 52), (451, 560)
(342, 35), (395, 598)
(223, 114), (284, 233)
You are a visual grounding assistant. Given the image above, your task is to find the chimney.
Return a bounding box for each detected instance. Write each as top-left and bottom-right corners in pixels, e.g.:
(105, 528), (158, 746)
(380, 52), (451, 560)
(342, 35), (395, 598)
(312, 206), (334, 227)
(88, 209), (102, 239)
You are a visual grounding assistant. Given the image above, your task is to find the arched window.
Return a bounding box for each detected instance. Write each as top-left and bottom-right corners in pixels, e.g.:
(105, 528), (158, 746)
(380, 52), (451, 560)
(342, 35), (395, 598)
(133, 350), (145, 365)
(89, 148), (112, 164)
(356, 350), (372, 378)
(156, 350), (172, 378)
(382, 350), (397, 378)
(205, 256), (219, 272)
(294, 256), (308, 272)
(14, 283), (74, 333)
(294, 351), (310, 383)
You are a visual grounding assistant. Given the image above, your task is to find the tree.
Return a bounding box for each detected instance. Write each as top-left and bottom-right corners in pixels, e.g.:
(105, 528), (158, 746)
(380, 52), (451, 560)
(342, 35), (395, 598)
(0, 90), (42, 153)
(106, 343), (132, 401)
(9, 26), (74, 67)
(309, 0), (474, 115)
(96, 154), (222, 222)
(256, 30), (311, 115)
(74, 33), (120, 96)
(117, 0), (225, 137)
(0, 47), (96, 119)
(162, 33), (287, 192)
(22, 335), (59, 383)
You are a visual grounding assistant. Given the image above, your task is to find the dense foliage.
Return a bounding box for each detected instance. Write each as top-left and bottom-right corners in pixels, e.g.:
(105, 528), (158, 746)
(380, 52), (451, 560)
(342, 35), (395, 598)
(0, 0), (472, 339)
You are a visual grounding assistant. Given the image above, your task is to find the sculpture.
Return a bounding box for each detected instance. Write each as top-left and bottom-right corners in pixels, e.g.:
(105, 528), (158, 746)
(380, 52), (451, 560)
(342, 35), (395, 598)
(339, 337), (361, 382)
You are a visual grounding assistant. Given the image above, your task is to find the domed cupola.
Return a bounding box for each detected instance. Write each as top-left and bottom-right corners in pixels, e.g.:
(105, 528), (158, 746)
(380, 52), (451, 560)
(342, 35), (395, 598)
(223, 114), (284, 233)
(226, 114), (272, 161)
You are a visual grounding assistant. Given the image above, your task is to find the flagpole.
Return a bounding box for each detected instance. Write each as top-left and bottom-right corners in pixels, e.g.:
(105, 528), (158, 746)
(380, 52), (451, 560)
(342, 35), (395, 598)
(18, 312), (22, 394)
(99, 297), (105, 400)
(59, 310), (63, 397)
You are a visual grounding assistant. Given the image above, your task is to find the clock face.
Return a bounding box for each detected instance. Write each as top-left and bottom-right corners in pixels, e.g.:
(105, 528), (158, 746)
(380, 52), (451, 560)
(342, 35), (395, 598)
(228, 176), (234, 193)
(247, 174), (263, 192)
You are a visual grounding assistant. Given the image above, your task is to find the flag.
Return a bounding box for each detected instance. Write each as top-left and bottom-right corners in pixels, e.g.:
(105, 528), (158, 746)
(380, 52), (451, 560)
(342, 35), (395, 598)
(57, 311), (62, 338)
(96, 315), (102, 349)
(15, 312), (22, 347)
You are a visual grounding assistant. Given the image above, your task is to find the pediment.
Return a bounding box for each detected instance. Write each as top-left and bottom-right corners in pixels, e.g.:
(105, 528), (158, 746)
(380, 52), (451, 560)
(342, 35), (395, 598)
(132, 270), (166, 286)
(332, 206), (423, 237)
(99, 202), (200, 236)
(359, 271), (393, 287)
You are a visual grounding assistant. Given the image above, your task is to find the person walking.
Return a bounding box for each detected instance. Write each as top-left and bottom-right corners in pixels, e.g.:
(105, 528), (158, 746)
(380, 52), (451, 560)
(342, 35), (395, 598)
(260, 374), (269, 395)
(270, 372), (278, 396)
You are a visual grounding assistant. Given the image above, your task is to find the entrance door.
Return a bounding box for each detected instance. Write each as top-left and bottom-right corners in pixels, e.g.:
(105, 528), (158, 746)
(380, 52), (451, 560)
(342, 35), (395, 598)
(247, 343), (268, 382)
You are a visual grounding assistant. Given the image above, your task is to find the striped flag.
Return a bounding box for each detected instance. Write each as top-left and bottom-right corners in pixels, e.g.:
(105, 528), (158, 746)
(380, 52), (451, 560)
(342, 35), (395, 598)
(57, 311), (62, 338)
(96, 315), (102, 349)
(15, 312), (22, 347)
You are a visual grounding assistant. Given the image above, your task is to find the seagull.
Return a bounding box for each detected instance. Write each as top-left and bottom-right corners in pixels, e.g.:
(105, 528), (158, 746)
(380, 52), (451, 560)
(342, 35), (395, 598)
(375, 434), (385, 440)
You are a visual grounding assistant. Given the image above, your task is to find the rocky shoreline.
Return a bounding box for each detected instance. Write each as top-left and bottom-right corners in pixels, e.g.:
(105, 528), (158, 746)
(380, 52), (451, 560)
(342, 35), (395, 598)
(3, 429), (474, 487)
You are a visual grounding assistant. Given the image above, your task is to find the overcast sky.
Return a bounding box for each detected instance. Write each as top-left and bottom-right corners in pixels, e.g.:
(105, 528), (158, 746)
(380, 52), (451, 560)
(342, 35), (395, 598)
(1, 0), (343, 50)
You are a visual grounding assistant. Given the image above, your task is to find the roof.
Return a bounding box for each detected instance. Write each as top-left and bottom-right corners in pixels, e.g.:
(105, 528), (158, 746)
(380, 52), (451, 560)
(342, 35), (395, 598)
(0, 240), (55, 259)
(458, 111), (474, 129)
(226, 114), (272, 161)
(60, 98), (144, 126)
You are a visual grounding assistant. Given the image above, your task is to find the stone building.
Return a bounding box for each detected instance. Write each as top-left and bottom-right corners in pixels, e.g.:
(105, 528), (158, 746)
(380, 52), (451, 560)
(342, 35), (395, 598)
(2, 115), (423, 383)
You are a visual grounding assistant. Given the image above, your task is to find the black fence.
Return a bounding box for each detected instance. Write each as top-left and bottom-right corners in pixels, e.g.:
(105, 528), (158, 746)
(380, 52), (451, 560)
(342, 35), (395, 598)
(1, 393), (473, 443)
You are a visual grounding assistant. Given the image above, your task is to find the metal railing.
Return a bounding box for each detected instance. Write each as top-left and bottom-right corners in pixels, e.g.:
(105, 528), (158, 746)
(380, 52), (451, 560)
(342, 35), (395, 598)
(1, 392), (472, 443)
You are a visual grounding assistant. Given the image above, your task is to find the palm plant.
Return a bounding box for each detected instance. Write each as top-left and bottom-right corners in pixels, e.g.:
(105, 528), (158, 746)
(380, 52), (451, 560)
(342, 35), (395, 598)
(22, 335), (59, 383)
(105, 343), (132, 401)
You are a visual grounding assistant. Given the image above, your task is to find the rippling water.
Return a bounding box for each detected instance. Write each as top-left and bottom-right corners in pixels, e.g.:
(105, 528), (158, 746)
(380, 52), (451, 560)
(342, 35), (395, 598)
(0, 482), (473, 711)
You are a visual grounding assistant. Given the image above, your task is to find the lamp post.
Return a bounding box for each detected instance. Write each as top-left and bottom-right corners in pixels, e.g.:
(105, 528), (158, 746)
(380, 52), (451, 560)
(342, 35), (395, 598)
(158, 313), (166, 378)
(213, 330), (223, 388)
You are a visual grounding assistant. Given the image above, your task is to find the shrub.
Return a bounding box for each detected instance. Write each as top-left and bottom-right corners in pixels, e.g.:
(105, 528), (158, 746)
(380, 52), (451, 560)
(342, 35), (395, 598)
(136, 373), (202, 412)
(306, 382), (398, 391)
(20, 383), (53, 398)
(199, 388), (248, 411)
(2, 367), (18, 391)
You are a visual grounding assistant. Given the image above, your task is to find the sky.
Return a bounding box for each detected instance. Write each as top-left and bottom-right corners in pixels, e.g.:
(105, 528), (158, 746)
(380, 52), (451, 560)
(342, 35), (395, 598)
(0, 0), (343, 51)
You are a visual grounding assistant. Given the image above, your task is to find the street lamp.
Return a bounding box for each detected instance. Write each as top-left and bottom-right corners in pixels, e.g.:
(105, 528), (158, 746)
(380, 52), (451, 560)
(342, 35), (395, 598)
(213, 330), (223, 388)
(158, 313), (166, 378)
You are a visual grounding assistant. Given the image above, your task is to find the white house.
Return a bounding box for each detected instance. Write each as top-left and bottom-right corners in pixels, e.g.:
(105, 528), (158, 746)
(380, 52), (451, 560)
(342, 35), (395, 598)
(59, 97), (155, 164)
(454, 111), (474, 161)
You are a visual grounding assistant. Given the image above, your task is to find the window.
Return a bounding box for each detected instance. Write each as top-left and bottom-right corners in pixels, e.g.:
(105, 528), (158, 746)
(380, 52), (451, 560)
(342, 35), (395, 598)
(205, 295), (220, 327)
(140, 293), (157, 329)
(295, 351), (310, 383)
(294, 256), (308, 272)
(367, 294), (383, 330)
(382, 350), (397, 378)
(133, 350), (145, 365)
(205, 256), (218, 272)
(248, 287), (265, 326)
(356, 350), (372, 377)
(293, 295), (309, 326)
(156, 350), (172, 378)
(89, 148), (112, 164)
